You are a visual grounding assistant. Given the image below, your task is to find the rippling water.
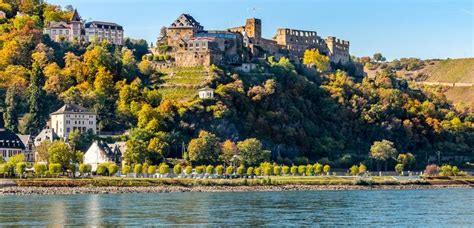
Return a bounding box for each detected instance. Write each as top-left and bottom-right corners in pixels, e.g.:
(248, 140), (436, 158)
(0, 188), (473, 226)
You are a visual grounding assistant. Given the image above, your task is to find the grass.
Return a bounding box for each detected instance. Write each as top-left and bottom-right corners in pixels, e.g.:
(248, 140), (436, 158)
(157, 66), (210, 101)
(157, 87), (197, 101)
(443, 87), (474, 108)
(423, 58), (474, 83)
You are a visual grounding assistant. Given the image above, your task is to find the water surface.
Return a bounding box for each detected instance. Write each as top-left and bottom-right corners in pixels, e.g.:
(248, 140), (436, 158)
(0, 188), (473, 226)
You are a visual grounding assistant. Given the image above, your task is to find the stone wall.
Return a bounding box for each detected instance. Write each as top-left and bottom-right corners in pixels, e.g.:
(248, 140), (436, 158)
(325, 36), (350, 64)
(175, 50), (222, 67)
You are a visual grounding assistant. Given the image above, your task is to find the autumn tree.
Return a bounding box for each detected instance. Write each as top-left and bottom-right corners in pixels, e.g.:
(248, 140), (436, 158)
(220, 140), (237, 165)
(237, 138), (270, 167)
(370, 140), (398, 171)
(303, 49), (330, 72)
(187, 131), (220, 165)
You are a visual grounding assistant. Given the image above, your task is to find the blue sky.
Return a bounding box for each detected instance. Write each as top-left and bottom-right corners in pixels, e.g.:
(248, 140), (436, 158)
(47, 0), (473, 60)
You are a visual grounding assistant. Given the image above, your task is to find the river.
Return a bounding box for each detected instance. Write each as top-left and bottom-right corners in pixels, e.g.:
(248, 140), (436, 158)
(0, 188), (473, 226)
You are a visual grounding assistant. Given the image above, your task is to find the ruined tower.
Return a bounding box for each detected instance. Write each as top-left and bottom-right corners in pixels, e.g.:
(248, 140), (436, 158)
(245, 18), (261, 39)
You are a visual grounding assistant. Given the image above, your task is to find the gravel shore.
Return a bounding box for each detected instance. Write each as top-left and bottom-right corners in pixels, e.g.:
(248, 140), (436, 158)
(0, 184), (470, 195)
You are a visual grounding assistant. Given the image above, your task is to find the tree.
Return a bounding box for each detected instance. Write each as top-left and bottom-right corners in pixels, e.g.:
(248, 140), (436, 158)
(273, 166), (281, 176)
(49, 163), (62, 177)
(79, 163), (91, 176)
(220, 140), (237, 165)
(122, 165), (131, 175)
(96, 163), (108, 175)
(35, 141), (51, 164)
(195, 165), (204, 174)
(290, 166), (298, 175)
(303, 49), (330, 72)
(15, 162), (26, 178)
(3, 86), (20, 132)
(159, 163), (169, 175)
(246, 167), (254, 176)
(226, 166), (234, 175)
(254, 167), (262, 176)
(282, 166), (289, 175)
(134, 164), (143, 175)
(298, 165), (306, 175)
(216, 165), (224, 175)
(359, 164), (367, 174)
(305, 164), (314, 176)
(314, 163), (323, 175)
(373, 53), (386, 62)
(350, 165), (359, 176)
(206, 165), (214, 175)
(370, 140), (398, 171)
(395, 163), (404, 174)
(48, 141), (72, 173)
(68, 129), (94, 152)
(34, 163), (47, 177)
(185, 165), (193, 175)
(237, 138), (270, 167)
(187, 131), (220, 165)
(147, 165), (156, 175)
(173, 164), (182, 175)
(108, 163), (118, 176)
(397, 153), (415, 170)
(27, 61), (47, 135)
(323, 165), (331, 175)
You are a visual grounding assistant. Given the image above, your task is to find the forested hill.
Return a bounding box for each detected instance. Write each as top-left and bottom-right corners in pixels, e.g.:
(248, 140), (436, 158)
(0, 1), (472, 169)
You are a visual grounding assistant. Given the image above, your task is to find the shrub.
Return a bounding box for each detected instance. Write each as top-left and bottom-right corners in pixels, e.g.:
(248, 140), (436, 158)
(281, 166), (289, 175)
(134, 164), (143, 174)
(263, 166), (272, 176)
(350, 165), (359, 176)
(78, 164), (91, 175)
(215, 165), (224, 175)
(226, 166), (234, 175)
(174, 164), (183, 175)
(97, 163), (108, 176)
(15, 162), (26, 177)
(323, 165), (331, 175)
(184, 165), (193, 175)
(273, 166), (281, 176)
(298, 165), (306, 175)
(108, 163), (118, 176)
(142, 163), (149, 175)
(305, 164), (314, 176)
(254, 167), (262, 176)
(195, 165), (204, 174)
(49, 163), (62, 176)
(147, 165), (157, 175)
(290, 166), (298, 175)
(247, 167), (254, 176)
(204, 165), (213, 175)
(237, 165), (245, 176)
(452, 166), (460, 176)
(314, 163), (323, 175)
(358, 164), (367, 174)
(395, 164), (404, 174)
(34, 163), (47, 177)
(122, 165), (131, 175)
(159, 163), (169, 175)
(424, 164), (439, 176)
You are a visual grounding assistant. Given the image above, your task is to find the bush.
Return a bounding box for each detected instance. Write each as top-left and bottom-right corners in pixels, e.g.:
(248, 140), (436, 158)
(273, 166), (281, 176)
(254, 167), (262, 176)
(424, 164), (439, 176)
(142, 163), (149, 175)
(237, 165), (245, 176)
(358, 164), (367, 174)
(298, 165), (306, 175)
(174, 164), (183, 175)
(281, 166), (289, 175)
(122, 165), (131, 175)
(159, 163), (169, 175)
(290, 166), (298, 175)
(247, 167), (254, 176)
(226, 166), (234, 175)
(395, 164), (404, 174)
(108, 163), (118, 176)
(97, 163), (108, 176)
(305, 164), (314, 176)
(216, 165), (224, 175)
(314, 163), (322, 175)
(147, 165), (157, 175)
(34, 163), (47, 177)
(134, 164), (143, 174)
(78, 164), (91, 175)
(263, 166), (272, 176)
(15, 162), (26, 177)
(206, 165), (214, 175)
(350, 165), (359, 176)
(195, 165), (204, 174)
(452, 166), (460, 176)
(49, 163), (62, 176)
(184, 165), (193, 175)
(323, 165), (331, 175)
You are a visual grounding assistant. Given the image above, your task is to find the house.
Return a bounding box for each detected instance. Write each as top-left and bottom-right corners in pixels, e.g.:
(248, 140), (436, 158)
(43, 9), (82, 42)
(107, 141), (126, 164)
(34, 128), (58, 147)
(84, 141), (122, 171)
(198, 87), (214, 99)
(235, 63), (258, 73)
(0, 128), (26, 162)
(85, 21), (124, 45)
(50, 104), (97, 139)
(17, 134), (34, 162)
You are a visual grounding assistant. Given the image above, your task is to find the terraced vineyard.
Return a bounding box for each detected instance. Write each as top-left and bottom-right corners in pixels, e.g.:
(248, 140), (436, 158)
(158, 66), (211, 101)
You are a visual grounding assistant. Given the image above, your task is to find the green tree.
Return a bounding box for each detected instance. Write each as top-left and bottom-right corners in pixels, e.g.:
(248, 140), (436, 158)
(281, 166), (290, 175)
(305, 164), (314, 176)
(370, 140), (398, 171)
(27, 61), (47, 135)
(79, 163), (91, 176)
(49, 163), (62, 177)
(397, 153), (415, 170)
(237, 138), (270, 167)
(314, 163), (323, 175)
(395, 163), (404, 174)
(122, 165), (131, 175)
(323, 165), (331, 175)
(298, 165), (306, 175)
(173, 164), (182, 175)
(206, 165), (214, 175)
(185, 165), (193, 175)
(359, 164), (367, 174)
(15, 162), (26, 178)
(96, 163), (108, 176)
(373, 53), (385, 62)
(290, 166), (298, 175)
(159, 163), (169, 175)
(147, 165), (156, 175)
(108, 163), (118, 176)
(187, 131), (220, 165)
(226, 166), (234, 175)
(215, 165), (224, 175)
(195, 165), (204, 174)
(134, 164), (143, 175)
(246, 167), (254, 176)
(48, 141), (72, 173)
(350, 165), (359, 176)
(273, 166), (281, 176)
(236, 165), (245, 176)
(3, 86), (20, 132)
(34, 163), (47, 177)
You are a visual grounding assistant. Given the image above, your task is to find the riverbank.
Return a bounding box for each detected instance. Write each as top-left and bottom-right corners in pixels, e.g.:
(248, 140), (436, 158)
(0, 184), (471, 195)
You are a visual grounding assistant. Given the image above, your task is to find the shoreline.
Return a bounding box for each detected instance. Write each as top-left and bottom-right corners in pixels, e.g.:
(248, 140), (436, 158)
(0, 184), (471, 195)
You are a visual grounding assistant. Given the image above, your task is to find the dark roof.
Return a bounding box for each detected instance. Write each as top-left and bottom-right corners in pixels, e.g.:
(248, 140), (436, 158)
(85, 21), (123, 30)
(0, 129), (25, 149)
(169, 14), (203, 31)
(47, 21), (71, 29)
(71, 9), (81, 22)
(51, 104), (96, 115)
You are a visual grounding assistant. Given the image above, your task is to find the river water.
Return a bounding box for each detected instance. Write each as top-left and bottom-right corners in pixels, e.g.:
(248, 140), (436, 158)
(0, 188), (473, 226)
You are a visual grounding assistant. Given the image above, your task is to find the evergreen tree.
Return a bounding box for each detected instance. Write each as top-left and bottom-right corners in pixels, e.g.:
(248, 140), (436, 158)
(3, 86), (20, 132)
(27, 62), (46, 135)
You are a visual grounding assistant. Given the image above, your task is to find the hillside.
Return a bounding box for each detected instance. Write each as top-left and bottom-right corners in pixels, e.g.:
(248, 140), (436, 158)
(157, 66), (211, 101)
(423, 58), (474, 83)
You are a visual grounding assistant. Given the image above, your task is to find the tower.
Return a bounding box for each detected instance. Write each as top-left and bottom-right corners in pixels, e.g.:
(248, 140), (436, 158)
(245, 18), (261, 39)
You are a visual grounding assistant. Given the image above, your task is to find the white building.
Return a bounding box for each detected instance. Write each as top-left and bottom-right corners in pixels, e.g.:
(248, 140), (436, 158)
(84, 141), (122, 172)
(0, 11), (6, 19)
(235, 63), (258, 73)
(85, 21), (124, 45)
(0, 129), (26, 162)
(17, 134), (33, 162)
(198, 87), (214, 99)
(50, 104), (97, 139)
(43, 10), (82, 43)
